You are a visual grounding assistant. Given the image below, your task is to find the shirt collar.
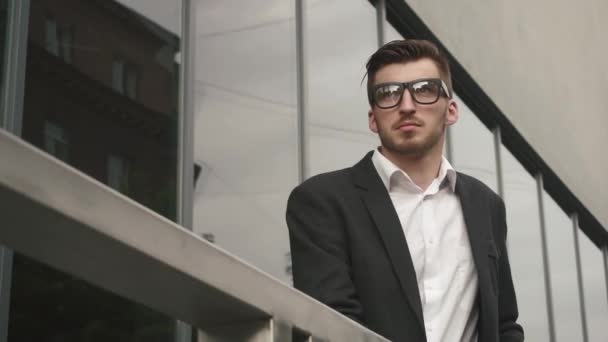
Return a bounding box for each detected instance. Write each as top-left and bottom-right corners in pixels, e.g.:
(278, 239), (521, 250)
(371, 148), (457, 192)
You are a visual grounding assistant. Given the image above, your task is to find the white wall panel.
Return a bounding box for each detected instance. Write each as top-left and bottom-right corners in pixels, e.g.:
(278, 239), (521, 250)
(404, 0), (608, 228)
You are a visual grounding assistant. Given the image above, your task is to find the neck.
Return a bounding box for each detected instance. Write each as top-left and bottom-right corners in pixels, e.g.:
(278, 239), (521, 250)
(380, 144), (444, 191)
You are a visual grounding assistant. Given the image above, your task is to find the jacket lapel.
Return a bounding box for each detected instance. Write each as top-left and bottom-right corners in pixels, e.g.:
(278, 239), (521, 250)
(352, 152), (425, 330)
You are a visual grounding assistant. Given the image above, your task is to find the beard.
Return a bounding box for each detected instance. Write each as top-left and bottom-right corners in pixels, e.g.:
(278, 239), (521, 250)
(378, 124), (444, 158)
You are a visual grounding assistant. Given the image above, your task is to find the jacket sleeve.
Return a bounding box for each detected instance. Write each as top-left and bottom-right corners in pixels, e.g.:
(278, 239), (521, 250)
(286, 183), (363, 323)
(495, 196), (525, 342)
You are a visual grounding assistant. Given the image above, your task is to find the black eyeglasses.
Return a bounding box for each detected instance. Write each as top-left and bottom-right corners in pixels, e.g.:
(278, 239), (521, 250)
(371, 78), (451, 109)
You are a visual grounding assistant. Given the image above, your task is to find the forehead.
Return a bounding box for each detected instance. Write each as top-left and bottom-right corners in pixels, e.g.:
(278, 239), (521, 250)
(373, 58), (441, 85)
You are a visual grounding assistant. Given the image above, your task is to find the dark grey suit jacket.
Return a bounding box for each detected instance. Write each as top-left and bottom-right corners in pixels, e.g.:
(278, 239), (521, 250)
(287, 152), (524, 342)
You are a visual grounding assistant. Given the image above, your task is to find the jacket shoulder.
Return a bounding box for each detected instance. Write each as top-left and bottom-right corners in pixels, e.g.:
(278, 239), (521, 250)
(293, 167), (354, 195)
(456, 172), (504, 209)
(457, 172), (499, 197)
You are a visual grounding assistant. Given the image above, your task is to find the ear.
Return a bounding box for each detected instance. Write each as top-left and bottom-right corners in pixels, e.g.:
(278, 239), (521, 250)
(445, 99), (459, 126)
(368, 109), (379, 133)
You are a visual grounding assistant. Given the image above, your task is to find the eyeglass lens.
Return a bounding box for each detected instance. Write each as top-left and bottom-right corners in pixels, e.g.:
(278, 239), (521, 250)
(374, 80), (441, 108)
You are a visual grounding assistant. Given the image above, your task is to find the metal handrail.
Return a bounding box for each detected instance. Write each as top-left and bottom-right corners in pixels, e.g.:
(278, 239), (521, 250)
(0, 128), (389, 342)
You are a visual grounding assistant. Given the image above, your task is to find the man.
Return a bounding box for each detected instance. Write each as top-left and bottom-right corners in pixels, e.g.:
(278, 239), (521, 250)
(286, 40), (524, 342)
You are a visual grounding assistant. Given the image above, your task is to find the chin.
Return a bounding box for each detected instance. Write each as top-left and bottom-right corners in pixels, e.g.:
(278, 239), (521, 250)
(385, 142), (425, 156)
(397, 146), (427, 156)
(390, 137), (439, 156)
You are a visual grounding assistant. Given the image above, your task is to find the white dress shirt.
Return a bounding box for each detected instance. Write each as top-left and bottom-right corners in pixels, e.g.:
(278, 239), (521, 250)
(372, 149), (479, 342)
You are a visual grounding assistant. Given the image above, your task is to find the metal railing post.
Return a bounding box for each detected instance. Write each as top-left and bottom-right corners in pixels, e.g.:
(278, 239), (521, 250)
(375, 0), (386, 47)
(536, 174), (556, 342)
(572, 213), (589, 342)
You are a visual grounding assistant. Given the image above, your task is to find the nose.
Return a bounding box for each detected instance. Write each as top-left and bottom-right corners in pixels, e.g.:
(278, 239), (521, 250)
(398, 89), (416, 114)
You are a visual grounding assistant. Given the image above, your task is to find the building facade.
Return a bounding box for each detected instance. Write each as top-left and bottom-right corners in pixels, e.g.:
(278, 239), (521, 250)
(0, 0), (606, 341)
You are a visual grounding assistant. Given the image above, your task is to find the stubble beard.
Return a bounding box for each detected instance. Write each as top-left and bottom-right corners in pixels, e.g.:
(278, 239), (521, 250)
(378, 125), (444, 159)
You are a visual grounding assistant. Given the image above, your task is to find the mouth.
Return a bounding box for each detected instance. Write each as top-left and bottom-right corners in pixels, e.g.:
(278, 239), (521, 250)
(395, 121), (422, 131)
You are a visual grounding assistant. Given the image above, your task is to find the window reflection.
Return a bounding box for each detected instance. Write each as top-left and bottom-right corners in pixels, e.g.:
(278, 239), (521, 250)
(193, 0), (297, 284)
(9, 254), (175, 342)
(44, 16), (73, 63)
(112, 59), (139, 100)
(43, 120), (69, 161)
(306, 0), (377, 176)
(21, 0), (180, 219)
(9, 0), (183, 339)
(107, 154), (131, 194)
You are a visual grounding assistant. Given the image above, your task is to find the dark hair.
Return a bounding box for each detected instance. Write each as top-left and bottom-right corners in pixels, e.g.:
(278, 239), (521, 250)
(365, 39), (452, 106)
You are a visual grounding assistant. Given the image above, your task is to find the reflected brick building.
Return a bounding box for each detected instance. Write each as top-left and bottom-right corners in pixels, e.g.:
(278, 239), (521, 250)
(9, 1), (182, 340)
(22, 0), (179, 219)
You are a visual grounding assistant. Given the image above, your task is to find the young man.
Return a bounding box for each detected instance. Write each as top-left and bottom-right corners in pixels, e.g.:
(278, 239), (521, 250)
(287, 40), (524, 342)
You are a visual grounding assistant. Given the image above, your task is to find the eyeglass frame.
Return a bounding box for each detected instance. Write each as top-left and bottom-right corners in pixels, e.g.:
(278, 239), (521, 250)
(370, 78), (452, 109)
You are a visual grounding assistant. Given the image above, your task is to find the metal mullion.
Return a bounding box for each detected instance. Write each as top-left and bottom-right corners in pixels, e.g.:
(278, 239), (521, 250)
(572, 213), (589, 342)
(0, 248), (12, 342)
(493, 127), (504, 199)
(0, 0), (29, 134)
(175, 0), (195, 340)
(493, 126), (509, 254)
(177, 0), (194, 230)
(375, 0), (386, 48)
(0, 1), (30, 341)
(296, 0), (307, 182)
(536, 174), (556, 342)
(445, 125), (454, 164)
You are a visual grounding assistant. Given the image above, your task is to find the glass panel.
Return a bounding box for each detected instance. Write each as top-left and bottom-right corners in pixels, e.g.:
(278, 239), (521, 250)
(9, 0), (183, 340)
(107, 154), (131, 194)
(193, 0), (297, 284)
(501, 146), (550, 340)
(44, 18), (58, 55)
(579, 231), (608, 341)
(385, 17), (402, 43)
(0, 0), (8, 122)
(544, 192), (584, 341)
(43, 120), (69, 161)
(450, 96), (497, 192)
(60, 25), (73, 63)
(112, 60), (126, 94)
(20, 0), (182, 220)
(8, 254), (175, 341)
(306, 0), (378, 176)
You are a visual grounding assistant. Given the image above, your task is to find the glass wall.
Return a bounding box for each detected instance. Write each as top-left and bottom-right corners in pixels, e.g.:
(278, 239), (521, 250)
(544, 193), (584, 341)
(7, 0), (183, 340)
(306, 0), (378, 176)
(0, 0), (605, 340)
(8, 257), (175, 341)
(20, 0), (181, 219)
(0, 0), (7, 122)
(501, 147), (550, 340)
(0, 2), (15, 339)
(385, 19), (401, 43)
(450, 97), (497, 192)
(579, 230), (608, 340)
(192, 0), (298, 284)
